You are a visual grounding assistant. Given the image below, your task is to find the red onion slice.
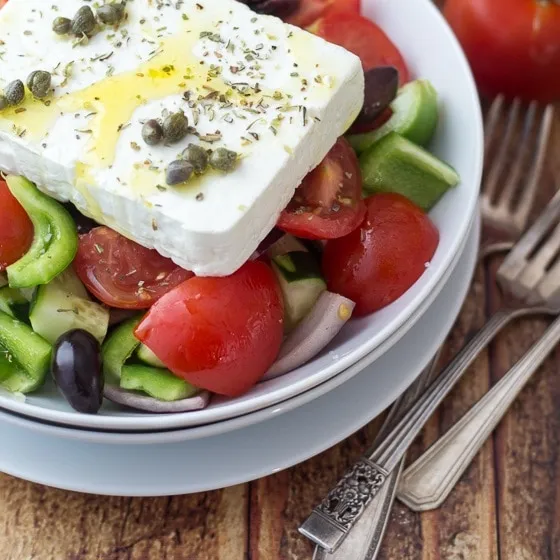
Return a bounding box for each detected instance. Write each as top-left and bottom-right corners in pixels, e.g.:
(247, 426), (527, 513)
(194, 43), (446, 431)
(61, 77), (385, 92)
(103, 385), (211, 413)
(262, 291), (355, 381)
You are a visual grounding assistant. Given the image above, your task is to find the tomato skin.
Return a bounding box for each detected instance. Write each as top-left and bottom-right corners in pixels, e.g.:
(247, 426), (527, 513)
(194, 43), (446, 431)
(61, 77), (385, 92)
(135, 261), (284, 397)
(277, 137), (366, 240)
(313, 11), (409, 82)
(0, 180), (33, 272)
(286, 0), (359, 28)
(444, 0), (560, 102)
(73, 227), (193, 309)
(322, 193), (439, 316)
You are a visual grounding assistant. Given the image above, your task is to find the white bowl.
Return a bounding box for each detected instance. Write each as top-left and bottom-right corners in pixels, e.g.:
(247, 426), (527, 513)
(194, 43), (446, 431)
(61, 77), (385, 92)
(0, 0), (483, 431)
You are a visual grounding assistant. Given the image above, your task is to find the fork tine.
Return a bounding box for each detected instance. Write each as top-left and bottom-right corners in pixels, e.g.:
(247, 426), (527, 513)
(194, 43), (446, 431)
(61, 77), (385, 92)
(511, 104), (555, 229)
(496, 101), (538, 209)
(484, 94), (506, 155)
(482, 97), (522, 203)
(512, 220), (560, 299)
(497, 188), (560, 289)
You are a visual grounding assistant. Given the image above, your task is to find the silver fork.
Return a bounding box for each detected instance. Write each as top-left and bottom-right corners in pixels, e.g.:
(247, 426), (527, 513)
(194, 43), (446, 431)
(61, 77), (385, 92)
(299, 100), (555, 554)
(397, 195), (560, 511)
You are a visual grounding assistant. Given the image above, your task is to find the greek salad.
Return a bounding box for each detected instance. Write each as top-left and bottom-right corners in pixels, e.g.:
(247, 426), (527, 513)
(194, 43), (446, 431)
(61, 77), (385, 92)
(0, 0), (460, 414)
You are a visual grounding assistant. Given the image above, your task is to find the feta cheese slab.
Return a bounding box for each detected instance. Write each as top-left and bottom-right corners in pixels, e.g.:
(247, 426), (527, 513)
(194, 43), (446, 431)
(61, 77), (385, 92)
(0, 0), (364, 276)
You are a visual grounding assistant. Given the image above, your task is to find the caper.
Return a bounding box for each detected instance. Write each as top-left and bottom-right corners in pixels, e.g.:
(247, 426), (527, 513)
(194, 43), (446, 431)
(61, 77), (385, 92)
(4, 80), (25, 106)
(209, 148), (238, 172)
(166, 160), (194, 185)
(27, 70), (52, 99)
(52, 16), (72, 35)
(97, 2), (126, 25)
(182, 143), (208, 174)
(141, 119), (163, 146)
(71, 5), (96, 36)
(0, 95), (8, 111)
(162, 112), (189, 144)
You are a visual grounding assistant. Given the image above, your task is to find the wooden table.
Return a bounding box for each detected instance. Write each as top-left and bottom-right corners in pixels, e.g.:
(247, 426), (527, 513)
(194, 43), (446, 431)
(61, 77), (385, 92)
(2, 7), (560, 560)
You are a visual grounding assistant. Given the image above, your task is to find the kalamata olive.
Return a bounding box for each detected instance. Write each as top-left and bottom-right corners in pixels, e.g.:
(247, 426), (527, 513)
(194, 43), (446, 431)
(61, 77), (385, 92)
(51, 329), (104, 414)
(239, 0), (301, 19)
(354, 66), (400, 127)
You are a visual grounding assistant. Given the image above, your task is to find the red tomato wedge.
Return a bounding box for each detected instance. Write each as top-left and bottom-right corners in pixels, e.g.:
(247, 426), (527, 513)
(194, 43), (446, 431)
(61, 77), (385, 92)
(277, 137), (365, 240)
(135, 261), (284, 397)
(313, 11), (409, 82)
(0, 1), (7, 8)
(73, 227), (193, 309)
(0, 179), (33, 272)
(286, 0), (359, 28)
(322, 193), (439, 316)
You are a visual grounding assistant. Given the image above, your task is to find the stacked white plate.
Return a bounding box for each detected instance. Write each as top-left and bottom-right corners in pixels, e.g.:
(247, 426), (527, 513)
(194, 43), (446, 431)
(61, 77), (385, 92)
(0, 0), (483, 495)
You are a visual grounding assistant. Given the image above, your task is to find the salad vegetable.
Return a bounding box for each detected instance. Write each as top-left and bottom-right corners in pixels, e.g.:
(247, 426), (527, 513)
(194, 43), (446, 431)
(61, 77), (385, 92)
(0, 309), (52, 393)
(359, 132), (460, 211)
(322, 193), (440, 315)
(5, 175), (78, 289)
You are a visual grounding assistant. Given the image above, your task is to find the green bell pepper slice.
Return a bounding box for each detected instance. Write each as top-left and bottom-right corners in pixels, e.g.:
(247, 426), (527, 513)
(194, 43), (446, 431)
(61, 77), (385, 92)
(5, 175), (78, 289)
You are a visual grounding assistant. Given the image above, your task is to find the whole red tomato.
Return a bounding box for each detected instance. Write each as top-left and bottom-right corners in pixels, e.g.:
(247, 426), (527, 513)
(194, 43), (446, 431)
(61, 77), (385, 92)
(444, 0), (560, 102)
(322, 193), (439, 316)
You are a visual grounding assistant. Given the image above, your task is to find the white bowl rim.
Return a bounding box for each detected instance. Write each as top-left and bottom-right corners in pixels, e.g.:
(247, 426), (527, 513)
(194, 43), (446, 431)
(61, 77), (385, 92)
(0, 0), (484, 430)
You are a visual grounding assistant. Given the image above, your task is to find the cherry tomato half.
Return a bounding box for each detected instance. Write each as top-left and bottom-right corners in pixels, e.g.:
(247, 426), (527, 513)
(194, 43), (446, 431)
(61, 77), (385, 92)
(312, 11), (409, 81)
(0, 180), (33, 272)
(73, 227), (193, 309)
(277, 138), (366, 240)
(286, 0), (360, 28)
(135, 261), (284, 397)
(444, 0), (560, 102)
(322, 193), (439, 316)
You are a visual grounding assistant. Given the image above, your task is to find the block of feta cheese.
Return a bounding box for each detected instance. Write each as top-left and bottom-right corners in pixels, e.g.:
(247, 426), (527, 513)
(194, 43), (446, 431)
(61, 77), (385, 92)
(0, 0), (363, 276)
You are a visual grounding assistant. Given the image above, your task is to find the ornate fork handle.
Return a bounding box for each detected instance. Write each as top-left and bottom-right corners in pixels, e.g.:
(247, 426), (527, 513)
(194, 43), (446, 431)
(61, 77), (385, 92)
(397, 313), (560, 511)
(299, 307), (543, 553)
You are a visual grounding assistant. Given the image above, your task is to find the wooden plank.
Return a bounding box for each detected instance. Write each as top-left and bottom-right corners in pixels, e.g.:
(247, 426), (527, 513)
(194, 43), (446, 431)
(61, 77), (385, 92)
(487, 112), (560, 560)
(0, 479), (248, 560)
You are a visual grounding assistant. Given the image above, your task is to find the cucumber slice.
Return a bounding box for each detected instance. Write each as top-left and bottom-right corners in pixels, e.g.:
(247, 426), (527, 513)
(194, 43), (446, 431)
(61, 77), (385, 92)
(102, 315), (143, 382)
(272, 251), (326, 331)
(0, 310), (51, 393)
(137, 344), (166, 368)
(360, 132), (460, 211)
(349, 79), (439, 154)
(120, 365), (197, 401)
(5, 175), (78, 289)
(48, 266), (90, 300)
(0, 287), (30, 323)
(29, 281), (109, 345)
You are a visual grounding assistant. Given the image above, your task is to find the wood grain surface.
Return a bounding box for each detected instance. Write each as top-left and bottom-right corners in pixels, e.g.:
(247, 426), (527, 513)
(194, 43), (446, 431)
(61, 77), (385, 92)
(1, 2), (560, 559)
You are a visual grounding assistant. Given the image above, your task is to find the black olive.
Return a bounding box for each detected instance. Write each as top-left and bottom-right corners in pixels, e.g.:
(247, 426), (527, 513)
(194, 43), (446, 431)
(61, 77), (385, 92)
(51, 329), (104, 414)
(239, 0), (301, 19)
(354, 66), (400, 128)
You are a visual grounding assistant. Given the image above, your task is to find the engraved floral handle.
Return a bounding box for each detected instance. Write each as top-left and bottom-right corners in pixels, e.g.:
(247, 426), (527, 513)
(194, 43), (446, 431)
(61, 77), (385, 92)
(299, 308), (529, 553)
(397, 314), (560, 512)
